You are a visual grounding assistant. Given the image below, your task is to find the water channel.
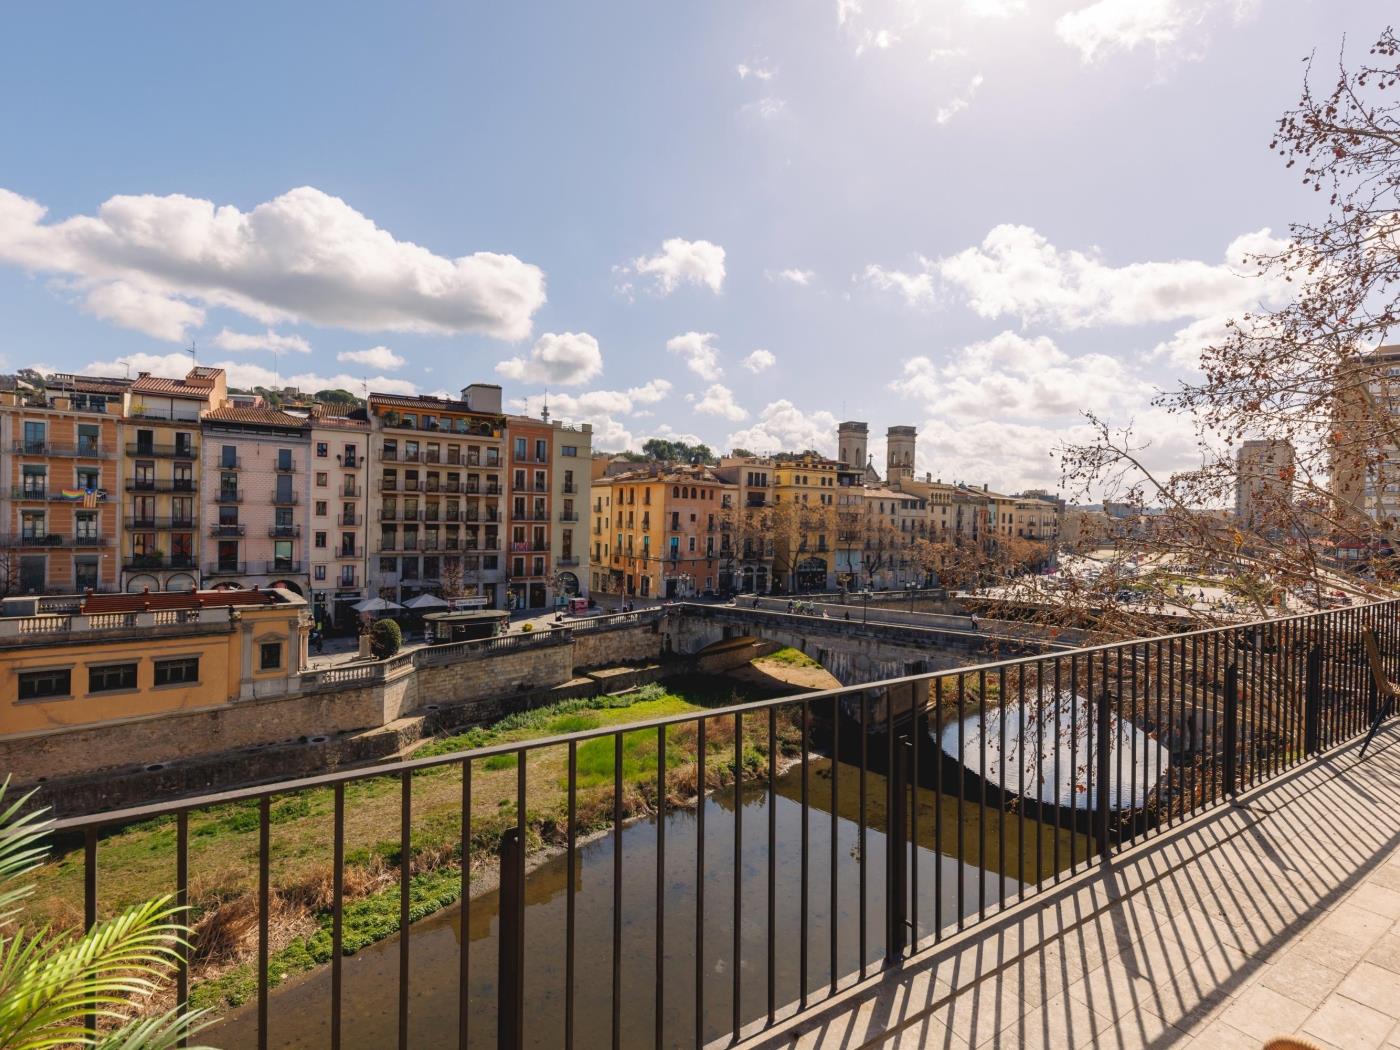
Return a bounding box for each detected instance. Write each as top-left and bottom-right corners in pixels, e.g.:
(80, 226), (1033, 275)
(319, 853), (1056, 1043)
(210, 751), (1084, 1049)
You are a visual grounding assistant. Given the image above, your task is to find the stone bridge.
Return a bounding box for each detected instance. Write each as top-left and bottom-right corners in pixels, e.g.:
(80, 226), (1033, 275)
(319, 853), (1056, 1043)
(662, 601), (1061, 687)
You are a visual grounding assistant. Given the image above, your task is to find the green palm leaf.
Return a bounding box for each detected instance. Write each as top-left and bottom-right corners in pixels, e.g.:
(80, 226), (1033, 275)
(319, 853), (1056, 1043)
(88, 1006), (218, 1050)
(0, 779), (53, 923)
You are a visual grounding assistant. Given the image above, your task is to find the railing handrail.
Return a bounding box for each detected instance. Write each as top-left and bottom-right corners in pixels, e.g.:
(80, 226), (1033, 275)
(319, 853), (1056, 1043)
(48, 594), (1400, 835)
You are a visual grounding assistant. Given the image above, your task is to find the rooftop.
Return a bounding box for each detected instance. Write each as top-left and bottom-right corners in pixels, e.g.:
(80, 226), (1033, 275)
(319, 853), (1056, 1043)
(202, 405), (312, 429)
(78, 587), (298, 615)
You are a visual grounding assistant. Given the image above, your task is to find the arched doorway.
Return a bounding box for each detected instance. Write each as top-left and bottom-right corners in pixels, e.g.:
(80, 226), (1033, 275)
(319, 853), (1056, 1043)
(556, 571), (580, 597)
(165, 573), (196, 592)
(270, 579), (304, 596)
(125, 574), (159, 593)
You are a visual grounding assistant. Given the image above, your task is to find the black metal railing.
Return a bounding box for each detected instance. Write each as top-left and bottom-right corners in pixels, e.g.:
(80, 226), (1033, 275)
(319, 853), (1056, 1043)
(43, 600), (1400, 1050)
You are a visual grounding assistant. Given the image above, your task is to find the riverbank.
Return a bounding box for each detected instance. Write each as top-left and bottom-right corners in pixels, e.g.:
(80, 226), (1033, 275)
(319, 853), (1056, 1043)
(28, 661), (816, 1015)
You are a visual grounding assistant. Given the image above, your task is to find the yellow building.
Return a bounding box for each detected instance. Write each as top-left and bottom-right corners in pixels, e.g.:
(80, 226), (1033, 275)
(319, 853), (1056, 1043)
(770, 453), (839, 591)
(0, 587), (309, 738)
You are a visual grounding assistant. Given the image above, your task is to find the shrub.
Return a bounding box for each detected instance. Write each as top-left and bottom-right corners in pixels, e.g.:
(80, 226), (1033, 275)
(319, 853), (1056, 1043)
(370, 618), (402, 659)
(521, 622), (533, 633)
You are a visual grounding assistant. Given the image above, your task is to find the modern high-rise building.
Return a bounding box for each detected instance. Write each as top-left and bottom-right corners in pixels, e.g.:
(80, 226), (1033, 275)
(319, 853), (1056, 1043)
(1236, 438), (1296, 529)
(1330, 344), (1400, 529)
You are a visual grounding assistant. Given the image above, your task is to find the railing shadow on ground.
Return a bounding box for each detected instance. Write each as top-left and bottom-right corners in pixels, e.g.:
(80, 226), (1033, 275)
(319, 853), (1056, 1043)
(744, 724), (1400, 1050)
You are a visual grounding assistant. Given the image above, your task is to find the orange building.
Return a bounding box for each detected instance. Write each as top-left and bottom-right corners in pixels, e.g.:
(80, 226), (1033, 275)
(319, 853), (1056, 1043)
(1, 373), (130, 594)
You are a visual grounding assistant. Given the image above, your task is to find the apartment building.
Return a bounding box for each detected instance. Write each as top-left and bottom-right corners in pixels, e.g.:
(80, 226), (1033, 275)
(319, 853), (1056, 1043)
(550, 421), (590, 601)
(367, 386), (507, 607)
(200, 407), (313, 596)
(0, 373), (129, 595)
(770, 452), (839, 592)
(714, 456), (776, 594)
(589, 474), (613, 595)
(120, 368), (227, 593)
(306, 407), (369, 628)
(600, 464), (731, 599)
(1330, 344), (1400, 528)
(1236, 438), (1296, 530)
(506, 414), (552, 609)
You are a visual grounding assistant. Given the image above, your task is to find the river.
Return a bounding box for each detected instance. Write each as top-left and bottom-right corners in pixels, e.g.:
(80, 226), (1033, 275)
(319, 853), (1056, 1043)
(209, 753), (1077, 1049)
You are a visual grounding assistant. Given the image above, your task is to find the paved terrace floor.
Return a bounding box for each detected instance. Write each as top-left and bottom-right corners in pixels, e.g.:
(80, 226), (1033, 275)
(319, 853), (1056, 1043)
(739, 720), (1400, 1050)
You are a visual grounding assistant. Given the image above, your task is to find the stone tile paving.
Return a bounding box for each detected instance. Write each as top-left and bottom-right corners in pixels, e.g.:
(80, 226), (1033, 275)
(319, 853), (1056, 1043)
(737, 720), (1400, 1050)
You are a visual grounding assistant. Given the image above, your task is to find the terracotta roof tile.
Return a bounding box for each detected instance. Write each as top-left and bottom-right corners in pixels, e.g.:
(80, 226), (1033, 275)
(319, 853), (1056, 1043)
(369, 392), (502, 417)
(202, 406), (311, 428)
(130, 375), (216, 399)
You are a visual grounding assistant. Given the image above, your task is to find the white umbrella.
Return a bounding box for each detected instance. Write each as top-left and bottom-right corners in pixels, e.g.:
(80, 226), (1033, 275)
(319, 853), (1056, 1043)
(402, 593), (450, 609)
(352, 597), (403, 613)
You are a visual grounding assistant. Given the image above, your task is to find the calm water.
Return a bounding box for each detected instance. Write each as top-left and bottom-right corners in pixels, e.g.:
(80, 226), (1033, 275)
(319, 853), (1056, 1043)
(208, 756), (1023, 1050)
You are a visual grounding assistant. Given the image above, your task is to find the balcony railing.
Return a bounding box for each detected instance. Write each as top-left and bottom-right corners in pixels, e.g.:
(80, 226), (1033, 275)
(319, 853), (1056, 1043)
(557, 554), (579, 566)
(124, 479), (197, 493)
(73, 583), (1353, 1045)
(336, 514), (359, 527)
(275, 461), (297, 473)
(264, 560), (303, 574)
(122, 554), (196, 571)
(4, 533), (109, 548)
(208, 523), (245, 537)
(270, 493), (299, 505)
(203, 562), (246, 575)
(11, 441), (112, 459)
(216, 457), (242, 470)
(215, 490), (243, 504)
(125, 518), (196, 531)
(126, 443), (197, 459)
(340, 484), (362, 497)
(268, 524), (301, 538)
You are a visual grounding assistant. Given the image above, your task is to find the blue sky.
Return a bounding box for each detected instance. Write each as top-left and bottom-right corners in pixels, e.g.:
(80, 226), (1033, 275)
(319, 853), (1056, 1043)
(0, 0), (1384, 491)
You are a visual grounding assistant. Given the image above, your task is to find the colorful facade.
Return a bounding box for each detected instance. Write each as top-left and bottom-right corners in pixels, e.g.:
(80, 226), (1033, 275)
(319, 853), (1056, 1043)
(307, 408), (370, 628)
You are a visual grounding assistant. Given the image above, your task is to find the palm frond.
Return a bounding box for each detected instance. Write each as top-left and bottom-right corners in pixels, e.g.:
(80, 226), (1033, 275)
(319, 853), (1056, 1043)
(0, 779), (53, 922)
(0, 897), (190, 1050)
(89, 1006), (218, 1050)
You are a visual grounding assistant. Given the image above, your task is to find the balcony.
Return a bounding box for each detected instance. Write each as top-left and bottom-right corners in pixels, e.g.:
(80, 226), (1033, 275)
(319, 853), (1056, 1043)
(208, 523), (245, 537)
(337, 546), (358, 560)
(122, 554), (196, 571)
(215, 490), (243, 504)
(340, 484), (362, 498)
(5, 533), (108, 549)
(268, 524), (301, 538)
(216, 456), (242, 470)
(270, 493), (299, 506)
(264, 560), (303, 574)
(340, 455), (361, 470)
(12, 441), (112, 459)
(275, 461), (297, 473)
(336, 514), (359, 527)
(556, 555), (579, 566)
(124, 479), (197, 493)
(562, 482), (576, 494)
(126, 443), (197, 459)
(203, 562), (246, 576)
(124, 517), (196, 531)
(557, 511), (579, 522)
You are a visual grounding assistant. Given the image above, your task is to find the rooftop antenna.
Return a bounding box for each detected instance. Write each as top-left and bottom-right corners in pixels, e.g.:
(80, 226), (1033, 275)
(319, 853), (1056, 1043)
(542, 390), (550, 424)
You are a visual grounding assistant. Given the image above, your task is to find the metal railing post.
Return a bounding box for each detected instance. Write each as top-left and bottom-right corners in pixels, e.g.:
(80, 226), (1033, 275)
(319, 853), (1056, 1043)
(1094, 671), (1113, 859)
(1305, 645), (1322, 756)
(886, 729), (909, 963)
(1223, 663), (1239, 798)
(498, 826), (524, 1050)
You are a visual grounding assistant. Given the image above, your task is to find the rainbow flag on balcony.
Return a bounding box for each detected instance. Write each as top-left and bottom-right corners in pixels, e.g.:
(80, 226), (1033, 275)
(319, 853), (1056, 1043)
(58, 488), (102, 507)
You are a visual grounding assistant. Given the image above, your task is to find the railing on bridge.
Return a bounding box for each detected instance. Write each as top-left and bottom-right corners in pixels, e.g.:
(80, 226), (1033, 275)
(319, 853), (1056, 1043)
(43, 599), (1400, 1049)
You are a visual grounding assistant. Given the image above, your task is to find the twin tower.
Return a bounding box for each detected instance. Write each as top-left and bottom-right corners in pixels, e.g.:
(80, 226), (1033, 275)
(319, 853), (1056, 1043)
(837, 421), (916, 486)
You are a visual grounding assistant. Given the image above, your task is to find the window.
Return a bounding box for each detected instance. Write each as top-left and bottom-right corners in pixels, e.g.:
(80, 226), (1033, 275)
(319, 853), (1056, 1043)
(22, 420), (45, 453)
(259, 642), (283, 671)
(220, 445), (238, 469)
(154, 657), (199, 686)
(561, 445), (577, 457)
(19, 668), (70, 701)
(315, 564), (327, 580)
(514, 437), (527, 459)
(316, 442), (329, 458)
(315, 500), (328, 517)
(535, 439), (547, 461)
(316, 472), (328, 487)
(88, 662), (137, 693)
(315, 531), (327, 548)
(277, 448), (293, 471)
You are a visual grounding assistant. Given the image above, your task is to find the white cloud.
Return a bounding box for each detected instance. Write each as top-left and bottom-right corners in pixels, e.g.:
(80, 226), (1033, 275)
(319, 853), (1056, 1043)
(627, 237), (726, 295)
(1054, 0), (1257, 63)
(963, 0), (1025, 17)
(494, 331), (603, 386)
(937, 224), (1289, 328)
(211, 328), (313, 354)
(742, 97), (788, 119)
(727, 400), (840, 457)
(856, 28), (901, 55)
(667, 331), (723, 381)
(837, 0), (862, 26)
(82, 350), (417, 396)
(768, 268), (816, 286)
(742, 349), (776, 373)
(694, 383), (748, 421)
(337, 345), (405, 371)
(627, 378), (673, 404)
(936, 73), (985, 124)
(893, 331), (1150, 422)
(860, 261), (937, 306)
(736, 63), (775, 80)
(0, 185), (546, 342)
